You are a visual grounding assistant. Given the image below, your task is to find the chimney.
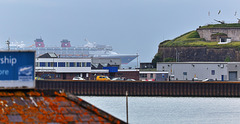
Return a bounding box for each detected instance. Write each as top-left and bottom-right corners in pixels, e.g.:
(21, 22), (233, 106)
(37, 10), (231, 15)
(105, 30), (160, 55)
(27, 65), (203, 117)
(61, 39), (71, 47)
(34, 38), (45, 47)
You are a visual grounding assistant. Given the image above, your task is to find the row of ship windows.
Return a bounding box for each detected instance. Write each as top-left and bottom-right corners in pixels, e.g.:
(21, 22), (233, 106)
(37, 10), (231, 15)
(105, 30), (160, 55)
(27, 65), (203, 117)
(36, 62), (91, 67)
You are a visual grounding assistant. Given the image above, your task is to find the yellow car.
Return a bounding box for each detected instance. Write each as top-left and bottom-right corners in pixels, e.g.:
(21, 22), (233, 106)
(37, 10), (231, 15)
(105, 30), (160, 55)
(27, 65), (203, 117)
(35, 77), (44, 80)
(96, 75), (110, 81)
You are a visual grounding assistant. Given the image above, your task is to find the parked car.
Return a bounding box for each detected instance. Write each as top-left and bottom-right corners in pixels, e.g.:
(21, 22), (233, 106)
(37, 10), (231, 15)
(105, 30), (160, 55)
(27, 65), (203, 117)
(73, 76), (85, 80)
(126, 79), (136, 81)
(202, 78), (214, 82)
(96, 75), (110, 81)
(192, 78), (199, 81)
(35, 77), (44, 80)
(111, 77), (124, 81)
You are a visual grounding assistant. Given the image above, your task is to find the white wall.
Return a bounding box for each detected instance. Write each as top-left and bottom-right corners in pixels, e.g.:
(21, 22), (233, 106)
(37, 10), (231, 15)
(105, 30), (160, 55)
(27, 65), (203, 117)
(36, 58), (91, 73)
(157, 62), (228, 81)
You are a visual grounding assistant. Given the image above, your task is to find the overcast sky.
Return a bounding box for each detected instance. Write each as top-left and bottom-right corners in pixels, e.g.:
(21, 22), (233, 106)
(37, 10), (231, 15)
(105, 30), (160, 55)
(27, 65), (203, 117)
(0, 0), (239, 66)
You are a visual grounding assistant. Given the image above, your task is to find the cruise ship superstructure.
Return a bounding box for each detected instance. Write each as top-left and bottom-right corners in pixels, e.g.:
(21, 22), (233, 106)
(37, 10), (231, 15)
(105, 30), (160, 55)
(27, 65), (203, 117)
(7, 38), (138, 64)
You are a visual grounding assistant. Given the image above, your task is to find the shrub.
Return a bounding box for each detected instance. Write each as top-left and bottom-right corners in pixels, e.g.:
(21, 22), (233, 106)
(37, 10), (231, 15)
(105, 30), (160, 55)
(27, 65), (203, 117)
(163, 57), (176, 62)
(152, 52), (163, 68)
(225, 56), (231, 62)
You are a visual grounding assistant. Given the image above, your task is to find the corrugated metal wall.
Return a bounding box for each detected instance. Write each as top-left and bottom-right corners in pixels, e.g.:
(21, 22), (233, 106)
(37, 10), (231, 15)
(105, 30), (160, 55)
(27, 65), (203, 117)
(36, 80), (240, 97)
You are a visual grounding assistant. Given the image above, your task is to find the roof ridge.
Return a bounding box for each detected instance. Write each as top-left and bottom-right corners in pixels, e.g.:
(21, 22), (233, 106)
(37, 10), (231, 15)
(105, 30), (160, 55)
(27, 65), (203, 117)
(65, 92), (126, 124)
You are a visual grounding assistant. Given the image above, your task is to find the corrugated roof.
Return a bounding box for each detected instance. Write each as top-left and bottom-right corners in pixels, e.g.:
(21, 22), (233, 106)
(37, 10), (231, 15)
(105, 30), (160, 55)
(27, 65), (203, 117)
(0, 89), (125, 123)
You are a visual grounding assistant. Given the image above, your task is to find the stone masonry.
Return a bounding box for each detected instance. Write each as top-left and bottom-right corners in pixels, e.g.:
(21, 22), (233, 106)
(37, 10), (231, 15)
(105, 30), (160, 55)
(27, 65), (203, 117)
(197, 27), (240, 41)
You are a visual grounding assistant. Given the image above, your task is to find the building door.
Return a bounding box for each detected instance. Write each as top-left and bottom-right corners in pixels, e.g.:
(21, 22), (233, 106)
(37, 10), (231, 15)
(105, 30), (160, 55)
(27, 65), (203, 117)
(82, 73), (86, 78)
(221, 75), (224, 81)
(229, 71), (237, 81)
(63, 74), (66, 80)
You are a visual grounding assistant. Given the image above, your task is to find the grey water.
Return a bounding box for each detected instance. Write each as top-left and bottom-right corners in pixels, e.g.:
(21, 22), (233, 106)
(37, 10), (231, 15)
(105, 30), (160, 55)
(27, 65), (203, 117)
(79, 96), (240, 124)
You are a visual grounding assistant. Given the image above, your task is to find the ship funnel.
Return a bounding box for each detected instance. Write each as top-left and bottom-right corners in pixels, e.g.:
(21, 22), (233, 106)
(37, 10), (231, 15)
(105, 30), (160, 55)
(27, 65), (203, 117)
(34, 38), (45, 47)
(61, 39), (71, 47)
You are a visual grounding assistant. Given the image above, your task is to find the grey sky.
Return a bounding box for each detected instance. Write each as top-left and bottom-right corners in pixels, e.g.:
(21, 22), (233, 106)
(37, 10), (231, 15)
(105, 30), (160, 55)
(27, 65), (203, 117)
(0, 0), (239, 65)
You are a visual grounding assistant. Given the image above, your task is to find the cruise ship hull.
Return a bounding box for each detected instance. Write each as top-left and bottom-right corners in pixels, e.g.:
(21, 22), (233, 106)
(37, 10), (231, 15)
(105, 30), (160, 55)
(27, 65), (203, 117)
(100, 54), (138, 64)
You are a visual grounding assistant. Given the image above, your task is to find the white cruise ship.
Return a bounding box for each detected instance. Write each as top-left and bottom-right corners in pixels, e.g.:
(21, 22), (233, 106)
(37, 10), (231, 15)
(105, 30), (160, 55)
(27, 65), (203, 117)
(6, 38), (138, 64)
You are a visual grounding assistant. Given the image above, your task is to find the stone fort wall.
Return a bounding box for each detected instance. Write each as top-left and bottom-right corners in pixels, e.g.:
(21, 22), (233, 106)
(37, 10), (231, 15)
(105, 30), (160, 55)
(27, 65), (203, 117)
(157, 46), (240, 62)
(197, 28), (240, 41)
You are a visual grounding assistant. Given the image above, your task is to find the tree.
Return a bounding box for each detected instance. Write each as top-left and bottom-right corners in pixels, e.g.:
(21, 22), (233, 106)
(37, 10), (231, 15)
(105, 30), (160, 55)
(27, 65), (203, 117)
(152, 52), (162, 68)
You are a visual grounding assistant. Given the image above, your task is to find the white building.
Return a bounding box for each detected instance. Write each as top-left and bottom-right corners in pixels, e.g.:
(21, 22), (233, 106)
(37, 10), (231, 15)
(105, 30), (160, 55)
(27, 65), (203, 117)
(139, 71), (168, 81)
(36, 57), (91, 80)
(157, 62), (240, 81)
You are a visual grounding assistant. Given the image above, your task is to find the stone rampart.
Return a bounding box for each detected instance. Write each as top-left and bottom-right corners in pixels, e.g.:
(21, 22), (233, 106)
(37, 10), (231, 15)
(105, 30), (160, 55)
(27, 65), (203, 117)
(158, 46), (240, 62)
(197, 27), (240, 41)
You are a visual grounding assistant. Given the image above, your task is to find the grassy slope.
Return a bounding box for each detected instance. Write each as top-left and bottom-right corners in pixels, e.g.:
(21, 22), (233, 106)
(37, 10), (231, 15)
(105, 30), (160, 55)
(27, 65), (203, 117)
(200, 23), (240, 28)
(160, 29), (240, 48)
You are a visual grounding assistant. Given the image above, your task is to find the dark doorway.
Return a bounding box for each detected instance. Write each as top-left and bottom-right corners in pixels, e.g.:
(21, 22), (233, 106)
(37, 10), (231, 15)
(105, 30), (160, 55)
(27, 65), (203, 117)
(63, 74), (66, 80)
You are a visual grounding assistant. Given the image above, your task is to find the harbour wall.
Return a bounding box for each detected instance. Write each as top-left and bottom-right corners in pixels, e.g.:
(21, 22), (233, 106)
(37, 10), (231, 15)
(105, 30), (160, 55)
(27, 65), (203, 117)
(36, 80), (240, 97)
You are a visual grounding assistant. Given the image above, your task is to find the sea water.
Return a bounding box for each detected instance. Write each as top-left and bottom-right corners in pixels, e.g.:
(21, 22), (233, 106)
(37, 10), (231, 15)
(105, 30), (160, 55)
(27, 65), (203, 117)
(79, 96), (240, 124)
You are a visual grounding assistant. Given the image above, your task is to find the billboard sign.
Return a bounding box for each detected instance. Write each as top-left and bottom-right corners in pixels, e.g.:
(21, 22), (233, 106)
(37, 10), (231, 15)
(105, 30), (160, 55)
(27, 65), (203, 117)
(0, 51), (35, 88)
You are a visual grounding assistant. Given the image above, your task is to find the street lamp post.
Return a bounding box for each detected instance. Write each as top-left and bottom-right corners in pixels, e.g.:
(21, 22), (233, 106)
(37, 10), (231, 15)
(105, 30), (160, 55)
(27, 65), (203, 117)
(6, 39), (10, 51)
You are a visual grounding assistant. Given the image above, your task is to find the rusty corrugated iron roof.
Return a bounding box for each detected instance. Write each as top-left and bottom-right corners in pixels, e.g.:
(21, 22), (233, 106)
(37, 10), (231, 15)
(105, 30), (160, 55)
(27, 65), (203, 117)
(0, 89), (125, 123)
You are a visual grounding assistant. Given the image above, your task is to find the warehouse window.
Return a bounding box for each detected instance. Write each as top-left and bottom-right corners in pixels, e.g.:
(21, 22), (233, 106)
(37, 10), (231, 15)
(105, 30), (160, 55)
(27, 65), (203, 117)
(70, 62), (75, 67)
(53, 62), (57, 67)
(87, 62), (91, 67)
(77, 62), (81, 67)
(48, 62), (51, 67)
(40, 62), (46, 67)
(150, 73), (153, 78)
(140, 74), (147, 78)
(211, 70), (215, 75)
(58, 62), (65, 67)
(49, 62), (57, 67)
(183, 72), (187, 75)
(82, 62), (86, 67)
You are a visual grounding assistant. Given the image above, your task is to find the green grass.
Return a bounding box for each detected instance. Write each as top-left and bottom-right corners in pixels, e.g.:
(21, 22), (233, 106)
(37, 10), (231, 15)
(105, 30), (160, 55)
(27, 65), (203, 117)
(160, 30), (240, 48)
(161, 31), (205, 47)
(200, 23), (240, 28)
(161, 40), (240, 48)
(188, 31), (200, 38)
(174, 31), (203, 42)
